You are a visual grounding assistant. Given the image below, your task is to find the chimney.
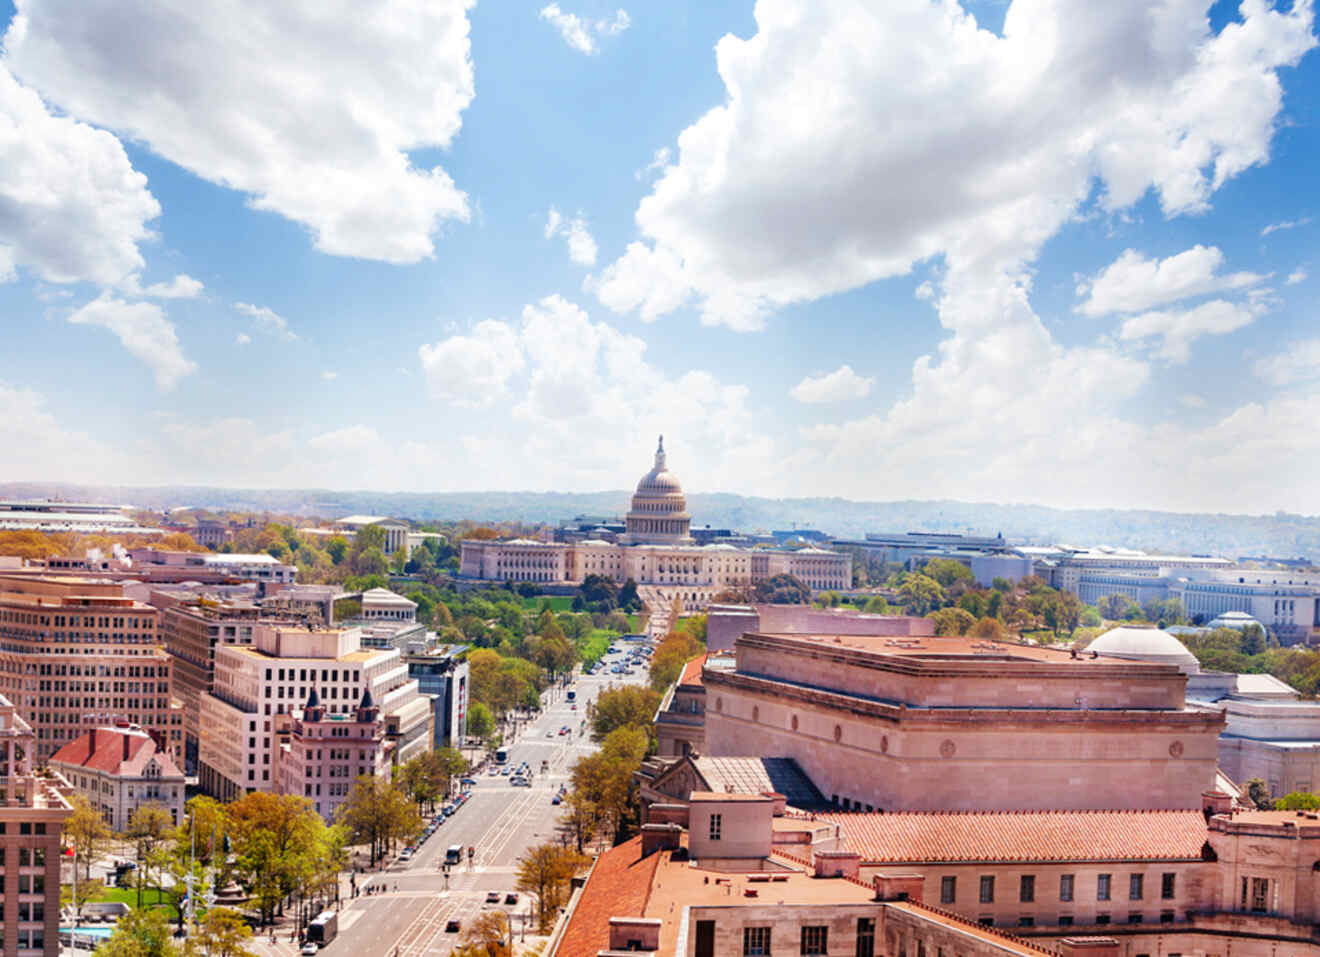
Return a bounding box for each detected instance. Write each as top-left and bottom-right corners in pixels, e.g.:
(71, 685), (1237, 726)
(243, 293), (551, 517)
(813, 850), (861, 879)
(641, 823), (682, 857)
(1202, 790), (1234, 817)
(873, 872), (925, 903)
(124, 731), (131, 762)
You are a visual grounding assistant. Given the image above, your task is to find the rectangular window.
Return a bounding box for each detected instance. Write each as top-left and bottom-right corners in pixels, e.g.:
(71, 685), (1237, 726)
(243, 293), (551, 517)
(941, 876), (957, 904)
(1161, 873), (1176, 900)
(801, 926), (828, 955)
(1059, 874), (1074, 902)
(1058, 916), (1073, 927)
(744, 927), (771, 956)
(1018, 917), (1034, 927)
(1128, 913), (1144, 924)
(1250, 877), (1270, 913)
(980, 875), (995, 903)
(1020, 875), (1035, 903)
(1096, 914), (1111, 926)
(710, 813), (722, 842)
(1130, 874), (1144, 900)
(1160, 911), (1175, 924)
(855, 918), (875, 957)
(977, 917), (994, 927)
(1097, 874), (1111, 901)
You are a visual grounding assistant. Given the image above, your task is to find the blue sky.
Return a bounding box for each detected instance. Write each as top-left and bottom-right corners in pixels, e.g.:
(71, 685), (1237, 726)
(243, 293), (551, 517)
(0, 0), (1317, 513)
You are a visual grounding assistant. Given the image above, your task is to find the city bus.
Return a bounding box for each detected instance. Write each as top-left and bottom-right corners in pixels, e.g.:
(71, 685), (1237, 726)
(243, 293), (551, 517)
(307, 911), (338, 945)
(445, 844), (463, 865)
(494, 746), (508, 764)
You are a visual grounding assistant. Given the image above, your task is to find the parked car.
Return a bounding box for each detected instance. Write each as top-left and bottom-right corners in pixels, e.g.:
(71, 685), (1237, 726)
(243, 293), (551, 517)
(460, 777), (476, 787)
(445, 920), (461, 933)
(301, 943), (319, 955)
(504, 893), (519, 905)
(486, 891), (501, 904)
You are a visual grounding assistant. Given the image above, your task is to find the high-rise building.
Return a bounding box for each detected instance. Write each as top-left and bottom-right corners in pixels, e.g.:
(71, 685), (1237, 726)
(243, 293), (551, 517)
(197, 623), (432, 807)
(0, 576), (181, 764)
(0, 693), (73, 957)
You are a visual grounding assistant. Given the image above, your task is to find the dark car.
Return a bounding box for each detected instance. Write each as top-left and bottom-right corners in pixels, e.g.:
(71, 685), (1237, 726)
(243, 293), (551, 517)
(445, 919), (461, 933)
(504, 893), (519, 905)
(485, 891), (501, 904)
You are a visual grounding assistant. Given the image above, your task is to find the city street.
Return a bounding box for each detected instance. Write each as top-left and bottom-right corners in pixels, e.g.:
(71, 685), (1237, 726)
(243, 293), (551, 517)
(295, 645), (650, 957)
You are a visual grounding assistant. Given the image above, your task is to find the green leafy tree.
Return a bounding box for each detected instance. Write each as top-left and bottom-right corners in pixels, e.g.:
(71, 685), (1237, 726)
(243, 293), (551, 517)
(751, 573), (812, 604)
(516, 844), (589, 932)
(922, 558), (975, 589)
(930, 607), (975, 636)
(125, 802), (174, 909)
(1275, 791), (1320, 810)
(590, 685), (662, 741)
(193, 907), (258, 957)
(64, 793), (111, 881)
(98, 906), (180, 957)
(335, 775), (419, 865)
(227, 791), (329, 926)
(898, 573), (943, 615)
(467, 700), (496, 744)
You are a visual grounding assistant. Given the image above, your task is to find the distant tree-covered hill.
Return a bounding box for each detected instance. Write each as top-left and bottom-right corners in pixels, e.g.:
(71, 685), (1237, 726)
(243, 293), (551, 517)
(1, 481), (1316, 561)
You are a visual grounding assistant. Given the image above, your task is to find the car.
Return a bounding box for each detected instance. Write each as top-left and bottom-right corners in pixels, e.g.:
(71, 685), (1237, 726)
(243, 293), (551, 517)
(460, 777), (476, 787)
(486, 891), (501, 904)
(559, 726), (569, 735)
(505, 893), (519, 905)
(488, 766), (501, 776)
(399, 849), (413, 861)
(445, 920), (461, 933)
(501, 766), (512, 775)
(551, 794), (562, 805)
(545, 729), (555, 737)
(301, 943), (320, 955)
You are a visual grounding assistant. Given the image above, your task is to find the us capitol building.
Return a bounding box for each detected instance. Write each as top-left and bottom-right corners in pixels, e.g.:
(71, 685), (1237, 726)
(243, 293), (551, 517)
(459, 437), (851, 607)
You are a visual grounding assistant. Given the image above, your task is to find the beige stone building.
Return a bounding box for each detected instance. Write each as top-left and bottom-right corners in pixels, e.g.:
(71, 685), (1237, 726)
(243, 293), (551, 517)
(460, 439), (851, 604)
(0, 576), (182, 763)
(198, 623), (432, 808)
(0, 693), (72, 957)
(700, 632), (1223, 812)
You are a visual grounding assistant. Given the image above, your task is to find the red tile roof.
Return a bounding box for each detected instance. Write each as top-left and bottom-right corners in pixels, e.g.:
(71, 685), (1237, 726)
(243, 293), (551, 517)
(555, 836), (660, 957)
(49, 727), (183, 779)
(679, 654), (705, 687)
(817, 809), (1208, 863)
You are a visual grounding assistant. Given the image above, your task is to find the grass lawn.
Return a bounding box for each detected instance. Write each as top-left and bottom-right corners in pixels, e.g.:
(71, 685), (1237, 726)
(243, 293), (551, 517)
(521, 595), (574, 612)
(85, 886), (181, 921)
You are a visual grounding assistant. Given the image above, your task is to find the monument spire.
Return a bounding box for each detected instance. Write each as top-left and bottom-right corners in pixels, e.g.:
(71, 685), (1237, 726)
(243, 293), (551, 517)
(655, 434), (665, 468)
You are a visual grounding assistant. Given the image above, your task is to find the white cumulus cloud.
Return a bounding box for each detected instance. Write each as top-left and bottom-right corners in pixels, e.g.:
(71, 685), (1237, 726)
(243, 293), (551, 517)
(1253, 339), (1320, 386)
(1076, 246), (1266, 317)
(419, 319), (527, 406)
(539, 4), (630, 54)
(66, 294), (196, 389)
(5, 0), (475, 264)
(235, 333), (251, 346)
(1286, 268), (1307, 285)
(0, 64), (159, 286)
(234, 302), (297, 341)
(544, 207), (598, 266)
(790, 365), (874, 404)
(121, 273), (204, 299)
(1117, 298), (1263, 363)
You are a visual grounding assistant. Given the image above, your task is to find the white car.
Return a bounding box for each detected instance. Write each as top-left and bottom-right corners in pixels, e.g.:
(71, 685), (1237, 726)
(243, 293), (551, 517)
(301, 944), (319, 955)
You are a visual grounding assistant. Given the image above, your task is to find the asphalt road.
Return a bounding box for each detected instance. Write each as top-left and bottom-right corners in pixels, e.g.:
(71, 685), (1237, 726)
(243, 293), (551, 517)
(318, 645), (651, 957)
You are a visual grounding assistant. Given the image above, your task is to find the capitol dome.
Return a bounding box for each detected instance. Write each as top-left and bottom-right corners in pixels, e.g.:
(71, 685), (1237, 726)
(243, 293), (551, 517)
(623, 436), (692, 545)
(1086, 626), (1200, 675)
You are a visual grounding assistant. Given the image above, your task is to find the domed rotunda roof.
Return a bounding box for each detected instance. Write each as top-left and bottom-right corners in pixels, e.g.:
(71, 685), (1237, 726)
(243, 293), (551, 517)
(635, 437), (685, 495)
(1086, 626), (1200, 675)
(623, 436), (692, 545)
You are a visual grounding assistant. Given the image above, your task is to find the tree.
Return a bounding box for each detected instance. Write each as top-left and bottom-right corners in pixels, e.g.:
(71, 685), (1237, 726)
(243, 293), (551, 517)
(193, 907), (258, 957)
(930, 607), (975, 636)
(1245, 778), (1274, 810)
(467, 701), (496, 744)
(454, 911), (512, 957)
(649, 633), (703, 691)
(923, 558), (975, 589)
(569, 727), (649, 846)
(98, 906), (180, 957)
(355, 546), (389, 577)
(590, 685), (662, 741)
(325, 536), (351, 564)
(968, 617), (1005, 640)
(862, 596), (890, 614)
(617, 578), (642, 612)
(1275, 791), (1320, 810)
(516, 843), (589, 932)
(64, 793), (111, 881)
(336, 775), (419, 866)
(898, 573), (943, 615)
(750, 573), (811, 605)
(1097, 592), (1134, 621)
(125, 802), (175, 907)
(227, 792), (330, 926)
